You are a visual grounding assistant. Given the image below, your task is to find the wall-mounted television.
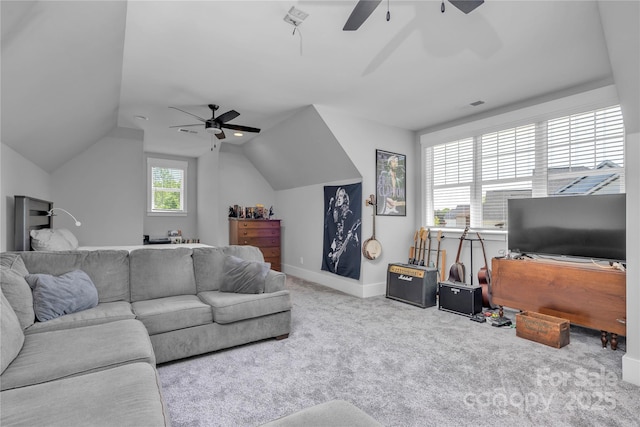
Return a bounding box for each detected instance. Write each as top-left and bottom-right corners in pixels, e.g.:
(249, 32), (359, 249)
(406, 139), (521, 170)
(507, 194), (626, 262)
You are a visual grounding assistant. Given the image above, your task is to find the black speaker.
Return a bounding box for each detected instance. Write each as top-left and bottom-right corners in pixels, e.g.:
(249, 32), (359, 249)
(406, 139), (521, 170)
(386, 264), (438, 308)
(438, 281), (482, 317)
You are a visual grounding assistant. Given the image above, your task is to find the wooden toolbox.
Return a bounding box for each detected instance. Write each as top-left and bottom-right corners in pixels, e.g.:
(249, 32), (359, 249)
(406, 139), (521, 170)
(515, 311), (570, 348)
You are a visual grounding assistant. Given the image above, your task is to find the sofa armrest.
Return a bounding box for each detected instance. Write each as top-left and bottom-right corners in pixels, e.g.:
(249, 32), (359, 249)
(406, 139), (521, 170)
(264, 270), (286, 293)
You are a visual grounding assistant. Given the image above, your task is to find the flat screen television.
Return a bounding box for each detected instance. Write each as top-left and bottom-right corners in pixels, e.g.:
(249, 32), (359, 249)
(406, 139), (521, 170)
(507, 194), (626, 262)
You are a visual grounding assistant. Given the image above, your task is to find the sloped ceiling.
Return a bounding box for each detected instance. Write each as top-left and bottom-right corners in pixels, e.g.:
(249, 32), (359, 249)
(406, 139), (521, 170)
(242, 106), (360, 191)
(2, 1), (636, 179)
(1, 1), (127, 173)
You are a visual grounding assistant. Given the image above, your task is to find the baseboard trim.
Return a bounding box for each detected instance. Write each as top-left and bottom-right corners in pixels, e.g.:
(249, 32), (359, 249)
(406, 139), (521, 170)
(622, 354), (640, 386)
(283, 264), (385, 298)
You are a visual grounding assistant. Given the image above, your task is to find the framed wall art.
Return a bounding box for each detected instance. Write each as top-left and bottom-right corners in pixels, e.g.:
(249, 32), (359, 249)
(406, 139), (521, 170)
(376, 149), (406, 216)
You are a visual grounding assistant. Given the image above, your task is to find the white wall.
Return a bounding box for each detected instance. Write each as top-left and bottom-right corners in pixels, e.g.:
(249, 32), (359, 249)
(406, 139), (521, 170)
(51, 128), (144, 246)
(218, 145), (276, 245)
(144, 152), (198, 241)
(623, 132), (639, 386)
(0, 143), (52, 251)
(279, 106), (416, 297)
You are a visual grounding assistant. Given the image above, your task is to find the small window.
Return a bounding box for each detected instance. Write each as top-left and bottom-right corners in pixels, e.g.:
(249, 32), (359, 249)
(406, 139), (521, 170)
(147, 158), (187, 215)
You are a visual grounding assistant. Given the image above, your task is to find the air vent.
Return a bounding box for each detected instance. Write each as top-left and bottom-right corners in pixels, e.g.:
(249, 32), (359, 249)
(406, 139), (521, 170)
(178, 128), (197, 134)
(470, 100), (485, 107)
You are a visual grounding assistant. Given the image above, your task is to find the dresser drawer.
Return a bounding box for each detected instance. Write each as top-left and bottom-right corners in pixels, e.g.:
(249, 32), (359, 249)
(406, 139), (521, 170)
(260, 247), (281, 258)
(264, 256), (282, 271)
(235, 236), (280, 247)
(235, 227), (280, 238)
(234, 220), (280, 229)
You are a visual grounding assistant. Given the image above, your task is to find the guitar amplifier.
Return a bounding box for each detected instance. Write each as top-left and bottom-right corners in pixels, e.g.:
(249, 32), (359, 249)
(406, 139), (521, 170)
(386, 264), (438, 308)
(438, 281), (482, 317)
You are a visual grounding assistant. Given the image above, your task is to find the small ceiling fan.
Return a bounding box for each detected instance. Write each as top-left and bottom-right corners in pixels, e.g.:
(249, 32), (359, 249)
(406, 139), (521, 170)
(169, 104), (261, 140)
(343, 0), (484, 31)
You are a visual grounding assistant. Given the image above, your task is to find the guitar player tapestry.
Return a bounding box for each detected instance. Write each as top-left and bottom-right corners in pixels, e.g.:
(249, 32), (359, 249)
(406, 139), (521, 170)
(322, 183), (362, 280)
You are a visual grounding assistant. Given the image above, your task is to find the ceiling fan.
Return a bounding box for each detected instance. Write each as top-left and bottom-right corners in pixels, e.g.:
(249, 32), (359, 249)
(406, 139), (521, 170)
(169, 104), (261, 140)
(343, 0), (484, 31)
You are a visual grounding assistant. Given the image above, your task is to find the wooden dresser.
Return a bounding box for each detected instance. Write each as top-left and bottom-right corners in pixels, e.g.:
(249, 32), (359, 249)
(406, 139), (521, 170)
(229, 219), (281, 271)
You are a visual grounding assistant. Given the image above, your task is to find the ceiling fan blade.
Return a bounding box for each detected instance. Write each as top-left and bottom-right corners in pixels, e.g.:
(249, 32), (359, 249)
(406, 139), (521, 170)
(222, 123), (261, 133)
(343, 0), (382, 31)
(215, 130), (226, 140)
(169, 106), (206, 122)
(169, 124), (201, 128)
(215, 110), (240, 124)
(448, 0), (484, 14)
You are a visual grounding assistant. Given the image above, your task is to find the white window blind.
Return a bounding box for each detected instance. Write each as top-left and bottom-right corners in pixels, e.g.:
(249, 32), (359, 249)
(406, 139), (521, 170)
(432, 138), (473, 227)
(426, 105), (625, 229)
(147, 158), (188, 215)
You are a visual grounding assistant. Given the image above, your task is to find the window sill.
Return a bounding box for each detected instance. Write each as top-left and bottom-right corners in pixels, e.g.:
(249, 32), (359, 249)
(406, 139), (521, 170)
(147, 211), (188, 217)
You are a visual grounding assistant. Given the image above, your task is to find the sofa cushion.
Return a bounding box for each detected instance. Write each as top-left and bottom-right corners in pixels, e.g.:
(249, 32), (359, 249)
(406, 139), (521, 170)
(222, 245), (265, 262)
(192, 246), (227, 292)
(220, 255), (270, 294)
(24, 301), (135, 334)
(265, 270), (287, 293)
(130, 247), (196, 301)
(198, 290), (292, 324)
(0, 319), (155, 391)
(18, 250), (130, 303)
(30, 228), (79, 251)
(132, 295), (213, 335)
(0, 363), (170, 427)
(0, 252), (29, 275)
(0, 267), (35, 329)
(0, 291), (24, 374)
(25, 270), (99, 322)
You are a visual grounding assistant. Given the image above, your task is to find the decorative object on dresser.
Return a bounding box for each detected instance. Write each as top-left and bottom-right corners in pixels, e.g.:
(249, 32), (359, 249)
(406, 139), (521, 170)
(229, 218), (281, 271)
(492, 257), (626, 349)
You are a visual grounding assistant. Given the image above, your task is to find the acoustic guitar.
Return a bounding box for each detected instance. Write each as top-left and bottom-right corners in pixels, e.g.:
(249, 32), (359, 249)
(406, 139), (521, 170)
(448, 226), (469, 283)
(477, 232), (496, 308)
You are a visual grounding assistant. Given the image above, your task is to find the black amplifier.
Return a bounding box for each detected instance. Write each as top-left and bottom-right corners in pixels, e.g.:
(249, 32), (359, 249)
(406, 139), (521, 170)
(438, 281), (482, 317)
(386, 264), (438, 308)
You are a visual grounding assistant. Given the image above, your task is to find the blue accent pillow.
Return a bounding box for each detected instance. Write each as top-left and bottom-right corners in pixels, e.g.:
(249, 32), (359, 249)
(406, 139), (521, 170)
(220, 255), (270, 294)
(25, 270), (99, 322)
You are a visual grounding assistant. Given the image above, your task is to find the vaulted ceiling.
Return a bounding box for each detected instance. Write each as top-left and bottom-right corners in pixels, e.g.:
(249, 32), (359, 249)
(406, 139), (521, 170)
(1, 1), (633, 173)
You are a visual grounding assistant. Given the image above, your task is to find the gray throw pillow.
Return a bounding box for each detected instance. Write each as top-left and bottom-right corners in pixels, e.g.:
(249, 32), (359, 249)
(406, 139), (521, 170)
(220, 255), (270, 294)
(25, 270), (99, 322)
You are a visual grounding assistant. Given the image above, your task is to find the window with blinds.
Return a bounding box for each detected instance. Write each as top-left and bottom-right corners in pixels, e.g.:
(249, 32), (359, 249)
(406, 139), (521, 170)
(427, 105), (625, 229)
(147, 158), (188, 215)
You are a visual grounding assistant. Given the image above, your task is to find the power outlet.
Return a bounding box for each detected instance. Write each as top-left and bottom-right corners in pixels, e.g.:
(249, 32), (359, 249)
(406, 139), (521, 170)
(300, 257), (304, 265)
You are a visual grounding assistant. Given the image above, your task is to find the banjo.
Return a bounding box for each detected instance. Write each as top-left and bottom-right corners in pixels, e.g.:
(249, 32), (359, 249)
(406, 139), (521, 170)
(363, 194), (382, 260)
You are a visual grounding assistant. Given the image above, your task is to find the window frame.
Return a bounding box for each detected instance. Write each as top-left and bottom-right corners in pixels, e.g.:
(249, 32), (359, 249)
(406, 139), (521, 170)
(420, 85), (624, 233)
(147, 157), (188, 216)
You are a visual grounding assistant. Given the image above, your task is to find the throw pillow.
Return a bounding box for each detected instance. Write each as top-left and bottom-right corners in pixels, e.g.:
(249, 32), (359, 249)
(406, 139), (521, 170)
(0, 268), (35, 329)
(30, 228), (79, 251)
(220, 255), (270, 294)
(25, 270), (99, 322)
(1, 290), (25, 375)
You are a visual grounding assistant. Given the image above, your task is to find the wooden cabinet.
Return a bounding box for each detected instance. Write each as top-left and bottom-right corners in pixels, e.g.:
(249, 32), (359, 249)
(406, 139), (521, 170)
(492, 257), (626, 337)
(229, 219), (281, 271)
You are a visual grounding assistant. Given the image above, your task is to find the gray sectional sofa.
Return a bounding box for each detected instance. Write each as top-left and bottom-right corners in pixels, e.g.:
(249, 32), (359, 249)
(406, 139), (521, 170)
(1, 245), (292, 426)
